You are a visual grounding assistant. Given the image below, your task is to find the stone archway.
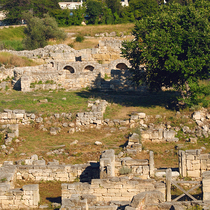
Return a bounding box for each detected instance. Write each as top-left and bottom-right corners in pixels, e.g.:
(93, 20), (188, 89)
(49, 61), (55, 68)
(84, 65), (94, 72)
(63, 65), (75, 73)
(116, 63), (128, 70)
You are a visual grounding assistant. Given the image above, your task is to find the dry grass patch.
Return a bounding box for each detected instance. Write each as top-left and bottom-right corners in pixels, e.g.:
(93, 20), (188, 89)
(65, 37), (100, 50)
(2, 125), (128, 164)
(62, 23), (135, 37)
(0, 52), (39, 68)
(16, 180), (62, 207)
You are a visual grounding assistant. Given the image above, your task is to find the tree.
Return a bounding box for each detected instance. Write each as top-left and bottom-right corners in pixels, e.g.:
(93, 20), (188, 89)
(128, 0), (158, 20)
(105, 0), (122, 15)
(0, 0), (60, 24)
(121, 1), (210, 106)
(85, 0), (103, 24)
(22, 12), (66, 50)
(51, 7), (84, 26)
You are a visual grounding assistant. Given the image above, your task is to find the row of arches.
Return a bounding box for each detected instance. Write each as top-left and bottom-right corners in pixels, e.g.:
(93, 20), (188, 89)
(63, 63), (128, 74)
(63, 65), (95, 74)
(48, 61), (129, 74)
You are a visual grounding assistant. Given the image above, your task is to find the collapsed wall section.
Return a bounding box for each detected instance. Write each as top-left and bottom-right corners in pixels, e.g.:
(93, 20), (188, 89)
(179, 149), (210, 178)
(0, 183), (40, 209)
(61, 177), (165, 203)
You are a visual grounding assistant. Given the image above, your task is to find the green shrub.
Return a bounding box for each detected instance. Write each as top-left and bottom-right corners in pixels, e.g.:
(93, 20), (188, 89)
(0, 40), (24, 51)
(45, 80), (55, 84)
(75, 35), (85, 43)
(22, 12), (66, 50)
(119, 166), (132, 175)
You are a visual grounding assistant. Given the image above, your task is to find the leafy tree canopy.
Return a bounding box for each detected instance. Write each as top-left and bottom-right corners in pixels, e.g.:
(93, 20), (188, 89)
(1, 0), (60, 24)
(129, 0), (158, 20)
(105, 0), (122, 15)
(22, 12), (66, 50)
(85, 0), (103, 24)
(122, 1), (210, 106)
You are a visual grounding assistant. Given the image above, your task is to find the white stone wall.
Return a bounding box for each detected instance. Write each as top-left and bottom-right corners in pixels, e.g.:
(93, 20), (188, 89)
(61, 178), (165, 202)
(179, 149), (210, 178)
(0, 183), (39, 209)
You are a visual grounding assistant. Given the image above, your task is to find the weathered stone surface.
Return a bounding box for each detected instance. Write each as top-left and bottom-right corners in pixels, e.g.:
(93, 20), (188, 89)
(130, 191), (164, 208)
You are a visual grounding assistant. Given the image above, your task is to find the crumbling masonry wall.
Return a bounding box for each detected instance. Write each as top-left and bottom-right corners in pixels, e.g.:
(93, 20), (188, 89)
(0, 184), (39, 209)
(61, 177), (165, 203)
(179, 149), (210, 178)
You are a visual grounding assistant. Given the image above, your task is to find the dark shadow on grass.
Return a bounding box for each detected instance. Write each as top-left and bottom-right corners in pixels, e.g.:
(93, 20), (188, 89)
(76, 89), (180, 110)
(46, 196), (61, 204)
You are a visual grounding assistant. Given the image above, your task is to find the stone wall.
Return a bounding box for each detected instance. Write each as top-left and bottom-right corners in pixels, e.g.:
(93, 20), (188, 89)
(16, 162), (99, 182)
(12, 58), (133, 92)
(4, 39), (122, 64)
(14, 61), (102, 92)
(0, 67), (14, 81)
(179, 149), (210, 178)
(0, 165), (40, 209)
(61, 177), (165, 203)
(0, 183), (39, 209)
(202, 171), (210, 201)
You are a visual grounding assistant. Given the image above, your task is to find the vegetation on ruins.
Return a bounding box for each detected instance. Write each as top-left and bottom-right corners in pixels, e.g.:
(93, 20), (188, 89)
(122, 1), (210, 108)
(0, 52), (39, 68)
(22, 12), (66, 50)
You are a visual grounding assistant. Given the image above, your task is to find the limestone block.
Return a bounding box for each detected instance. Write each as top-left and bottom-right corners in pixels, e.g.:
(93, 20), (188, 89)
(143, 166), (149, 175)
(141, 130), (152, 140)
(192, 111), (202, 120)
(163, 130), (176, 139)
(1, 113), (8, 119)
(33, 160), (46, 165)
(187, 170), (200, 178)
(198, 154), (209, 160)
(203, 192), (210, 201)
(55, 173), (68, 178)
(186, 155), (194, 160)
(107, 188), (120, 194)
(23, 184), (39, 191)
(191, 160), (200, 169)
(186, 160), (193, 171)
(130, 191), (165, 208)
(137, 113), (146, 119)
(15, 113), (24, 119)
(151, 129), (163, 140)
(94, 188), (107, 194)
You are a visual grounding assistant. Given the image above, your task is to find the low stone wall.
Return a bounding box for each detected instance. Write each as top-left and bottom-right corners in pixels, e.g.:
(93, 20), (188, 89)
(179, 149), (210, 178)
(0, 67), (14, 81)
(76, 100), (108, 126)
(202, 171), (210, 201)
(0, 183), (39, 209)
(5, 39), (122, 64)
(14, 61), (102, 92)
(61, 177), (165, 203)
(115, 157), (150, 179)
(16, 162), (99, 182)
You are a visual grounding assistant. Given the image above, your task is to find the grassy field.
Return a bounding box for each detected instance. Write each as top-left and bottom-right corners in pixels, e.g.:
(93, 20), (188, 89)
(0, 88), (209, 166)
(0, 88), (208, 208)
(0, 23), (134, 50)
(0, 52), (39, 68)
(0, 23), (209, 209)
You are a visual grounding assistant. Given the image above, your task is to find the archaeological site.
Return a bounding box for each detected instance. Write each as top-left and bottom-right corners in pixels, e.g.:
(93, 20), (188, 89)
(0, 36), (210, 210)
